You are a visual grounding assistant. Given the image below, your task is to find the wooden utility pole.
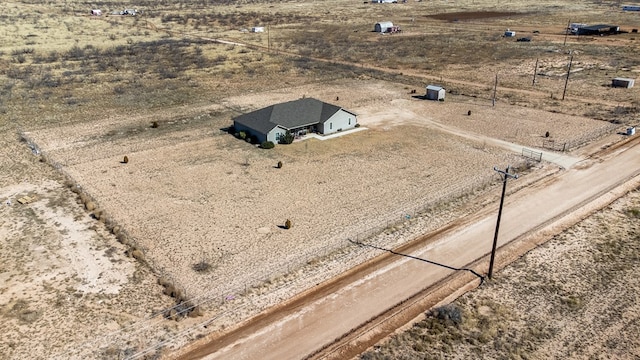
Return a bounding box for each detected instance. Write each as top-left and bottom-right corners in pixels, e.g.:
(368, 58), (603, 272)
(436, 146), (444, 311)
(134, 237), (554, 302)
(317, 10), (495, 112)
(564, 20), (570, 46)
(562, 54), (573, 100)
(532, 58), (539, 86)
(267, 24), (270, 52)
(488, 165), (518, 279)
(492, 73), (498, 107)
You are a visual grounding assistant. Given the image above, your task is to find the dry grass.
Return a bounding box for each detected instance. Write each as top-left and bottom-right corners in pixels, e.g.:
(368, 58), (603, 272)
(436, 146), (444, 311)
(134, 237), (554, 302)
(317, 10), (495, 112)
(362, 188), (640, 359)
(1, 0), (639, 358)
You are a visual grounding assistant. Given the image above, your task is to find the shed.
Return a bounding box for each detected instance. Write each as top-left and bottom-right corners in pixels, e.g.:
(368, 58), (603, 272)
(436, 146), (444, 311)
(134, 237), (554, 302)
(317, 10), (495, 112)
(627, 127), (636, 136)
(374, 21), (394, 33)
(504, 30), (516, 37)
(90, 9), (102, 16)
(576, 24), (619, 36)
(252, 27), (265, 33)
(426, 85), (445, 101)
(612, 77), (635, 88)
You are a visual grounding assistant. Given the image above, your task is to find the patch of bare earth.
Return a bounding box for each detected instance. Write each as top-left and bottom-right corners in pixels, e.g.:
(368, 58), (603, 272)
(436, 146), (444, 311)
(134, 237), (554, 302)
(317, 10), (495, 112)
(0, 132), (175, 359)
(361, 187), (640, 359)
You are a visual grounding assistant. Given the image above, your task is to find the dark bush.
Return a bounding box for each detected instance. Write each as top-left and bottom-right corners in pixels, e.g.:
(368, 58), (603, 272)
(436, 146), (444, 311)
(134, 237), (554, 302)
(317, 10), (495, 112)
(261, 141), (275, 149)
(279, 130), (295, 144)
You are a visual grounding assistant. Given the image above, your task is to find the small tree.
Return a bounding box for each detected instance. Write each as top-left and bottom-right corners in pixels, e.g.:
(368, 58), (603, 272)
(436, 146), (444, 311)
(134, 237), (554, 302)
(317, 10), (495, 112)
(261, 141), (275, 149)
(284, 219), (292, 229)
(277, 161), (283, 168)
(545, 131), (550, 138)
(122, 155), (129, 164)
(151, 121), (159, 128)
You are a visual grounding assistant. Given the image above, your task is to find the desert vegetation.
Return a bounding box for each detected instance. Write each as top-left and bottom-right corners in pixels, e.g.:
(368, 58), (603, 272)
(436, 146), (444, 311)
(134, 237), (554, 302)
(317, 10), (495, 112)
(361, 187), (640, 359)
(1, 0), (639, 358)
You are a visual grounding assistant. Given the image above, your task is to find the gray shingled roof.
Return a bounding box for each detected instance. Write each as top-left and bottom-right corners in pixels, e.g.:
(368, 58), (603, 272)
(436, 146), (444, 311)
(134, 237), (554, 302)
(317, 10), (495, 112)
(233, 98), (347, 133)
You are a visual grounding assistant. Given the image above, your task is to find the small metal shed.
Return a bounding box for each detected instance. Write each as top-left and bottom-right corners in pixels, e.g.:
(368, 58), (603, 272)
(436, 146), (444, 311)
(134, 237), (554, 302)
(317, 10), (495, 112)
(504, 30), (516, 37)
(627, 127), (636, 136)
(374, 21), (394, 33)
(612, 77), (635, 88)
(251, 27), (265, 33)
(426, 85), (445, 101)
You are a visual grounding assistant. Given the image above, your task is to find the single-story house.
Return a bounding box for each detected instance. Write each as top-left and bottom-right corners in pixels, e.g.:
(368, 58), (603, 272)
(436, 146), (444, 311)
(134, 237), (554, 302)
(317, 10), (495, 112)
(612, 77), (635, 88)
(426, 85), (446, 101)
(233, 98), (358, 144)
(374, 21), (394, 33)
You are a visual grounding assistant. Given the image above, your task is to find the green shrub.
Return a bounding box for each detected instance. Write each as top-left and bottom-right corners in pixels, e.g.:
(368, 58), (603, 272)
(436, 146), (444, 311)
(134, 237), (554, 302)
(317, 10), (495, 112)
(279, 130), (295, 144)
(285, 219), (292, 229)
(238, 131), (247, 140)
(261, 141), (275, 149)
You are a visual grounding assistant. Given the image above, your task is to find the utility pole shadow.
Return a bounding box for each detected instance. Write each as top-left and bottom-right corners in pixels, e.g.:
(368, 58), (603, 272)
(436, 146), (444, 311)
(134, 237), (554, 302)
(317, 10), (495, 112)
(349, 239), (485, 285)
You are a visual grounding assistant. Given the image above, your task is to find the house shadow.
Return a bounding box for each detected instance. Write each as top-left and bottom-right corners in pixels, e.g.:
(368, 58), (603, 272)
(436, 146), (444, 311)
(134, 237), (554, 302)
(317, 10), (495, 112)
(412, 95), (428, 100)
(349, 239), (485, 284)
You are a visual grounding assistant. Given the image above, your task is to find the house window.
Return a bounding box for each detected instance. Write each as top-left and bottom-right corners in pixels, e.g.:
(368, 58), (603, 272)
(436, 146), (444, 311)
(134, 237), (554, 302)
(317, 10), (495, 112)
(275, 133), (281, 141)
(330, 123), (332, 130)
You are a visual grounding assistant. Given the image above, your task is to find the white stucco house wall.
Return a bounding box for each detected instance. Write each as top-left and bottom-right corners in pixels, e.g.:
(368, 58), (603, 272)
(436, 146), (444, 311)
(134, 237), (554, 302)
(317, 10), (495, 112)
(233, 98), (357, 144)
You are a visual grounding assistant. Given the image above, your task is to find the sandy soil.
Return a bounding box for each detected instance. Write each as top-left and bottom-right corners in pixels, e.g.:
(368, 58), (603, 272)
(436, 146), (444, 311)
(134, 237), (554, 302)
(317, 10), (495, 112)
(362, 186), (640, 359)
(14, 78), (620, 356)
(0, 0), (638, 358)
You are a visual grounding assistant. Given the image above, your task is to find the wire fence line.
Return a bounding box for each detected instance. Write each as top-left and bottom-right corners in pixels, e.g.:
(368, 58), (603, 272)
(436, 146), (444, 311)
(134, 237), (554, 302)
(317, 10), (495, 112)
(541, 123), (620, 152)
(23, 128), (515, 358)
(87, 173), (504, 359)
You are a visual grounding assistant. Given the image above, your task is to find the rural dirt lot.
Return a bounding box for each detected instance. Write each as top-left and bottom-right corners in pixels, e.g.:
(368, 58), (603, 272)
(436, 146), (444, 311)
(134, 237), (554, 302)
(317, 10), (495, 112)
(1, 0), (639, 359)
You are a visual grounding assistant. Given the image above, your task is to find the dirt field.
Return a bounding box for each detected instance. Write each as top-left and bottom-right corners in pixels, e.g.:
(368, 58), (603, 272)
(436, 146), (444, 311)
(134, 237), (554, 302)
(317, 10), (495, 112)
(1, 0), (639, 359)
(361, 187), (640, 360)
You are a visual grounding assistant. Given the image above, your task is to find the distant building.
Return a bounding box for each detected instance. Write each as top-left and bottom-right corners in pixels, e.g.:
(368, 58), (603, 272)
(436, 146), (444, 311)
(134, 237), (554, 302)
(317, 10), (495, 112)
(251, 27), (265, 33)
(612, 77), (635, 88)
(374, 21), (394, 33)
(504, 29), (516, 37)
(90, 9), (102, 16)
(622, 5), (640, 11)
(576, 24), (619, 36)
(426, 85), (446, 101)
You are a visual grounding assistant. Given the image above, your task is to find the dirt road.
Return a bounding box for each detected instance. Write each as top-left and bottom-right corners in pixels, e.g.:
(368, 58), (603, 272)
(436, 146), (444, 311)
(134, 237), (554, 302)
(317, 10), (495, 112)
(174, 132), (640, 360)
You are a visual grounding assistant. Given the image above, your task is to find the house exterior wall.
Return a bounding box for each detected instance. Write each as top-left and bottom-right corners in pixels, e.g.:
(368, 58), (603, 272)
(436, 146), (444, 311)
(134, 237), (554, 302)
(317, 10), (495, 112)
(233, 121), (268, 144)
(266, 127), (288, 144)
(318, 110), (357, 135)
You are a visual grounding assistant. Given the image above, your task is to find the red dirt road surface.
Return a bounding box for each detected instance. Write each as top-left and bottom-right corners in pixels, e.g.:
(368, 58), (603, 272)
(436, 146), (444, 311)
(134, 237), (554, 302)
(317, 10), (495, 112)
(174, 137), (640, 360)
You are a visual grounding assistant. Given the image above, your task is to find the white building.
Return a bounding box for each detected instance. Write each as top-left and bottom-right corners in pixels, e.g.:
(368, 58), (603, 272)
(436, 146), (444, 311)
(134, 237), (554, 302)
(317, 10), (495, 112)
(426, 85), (446, 101)
(374, 21), (394, 33)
